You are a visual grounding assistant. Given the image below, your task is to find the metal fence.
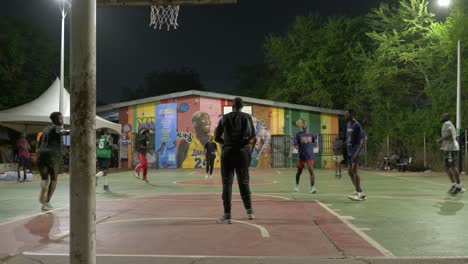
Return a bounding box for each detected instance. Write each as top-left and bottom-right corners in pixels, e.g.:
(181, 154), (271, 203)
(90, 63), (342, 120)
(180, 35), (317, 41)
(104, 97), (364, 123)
(271, 134), (338, 168)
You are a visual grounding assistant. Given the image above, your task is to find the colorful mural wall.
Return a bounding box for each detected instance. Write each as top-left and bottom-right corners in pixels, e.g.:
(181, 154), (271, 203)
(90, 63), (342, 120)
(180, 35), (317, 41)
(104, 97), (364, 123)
(155, 103), (178, 169)
(118, 95), (340, 169)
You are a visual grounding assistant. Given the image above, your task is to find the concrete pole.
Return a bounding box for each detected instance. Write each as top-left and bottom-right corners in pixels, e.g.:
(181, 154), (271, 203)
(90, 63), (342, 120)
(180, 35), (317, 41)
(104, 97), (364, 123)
(423, 132), (426, 169)
(456, 40), (463, 173)
(465, 129), (467, 174)
(386, 135), (389, 157)
(364, 141), (367, 167)
(456, 40), (461, 136)
(70, 0), (96, 263)
(60, 9), (65, 114)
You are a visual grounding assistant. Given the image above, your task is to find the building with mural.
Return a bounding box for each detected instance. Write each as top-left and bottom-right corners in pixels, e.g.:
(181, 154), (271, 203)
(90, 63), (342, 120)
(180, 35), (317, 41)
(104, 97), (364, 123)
(97, 90), (345, 170)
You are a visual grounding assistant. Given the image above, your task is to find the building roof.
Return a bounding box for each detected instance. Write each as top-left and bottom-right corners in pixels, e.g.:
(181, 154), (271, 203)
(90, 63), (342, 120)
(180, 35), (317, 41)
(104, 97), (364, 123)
(96, 90), (345, 115)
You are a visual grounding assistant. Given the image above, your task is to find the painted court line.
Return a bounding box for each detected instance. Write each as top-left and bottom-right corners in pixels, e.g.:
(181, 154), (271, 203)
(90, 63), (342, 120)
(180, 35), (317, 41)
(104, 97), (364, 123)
(129, 193), (290, 202)
(269, 192), (468, 205)
(173, 180), (276, 186)
(316, 201), (394, 257)
(101, 217), (270, 238)
(254, 194), (291, 201)
(375, 172), (447, 187)
(22, 252), (468, 259)
(21, 252), (349, 258)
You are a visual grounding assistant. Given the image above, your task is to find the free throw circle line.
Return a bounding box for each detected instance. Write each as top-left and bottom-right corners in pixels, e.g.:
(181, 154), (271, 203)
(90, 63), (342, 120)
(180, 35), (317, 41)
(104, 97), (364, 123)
(101, 217), (270, 238)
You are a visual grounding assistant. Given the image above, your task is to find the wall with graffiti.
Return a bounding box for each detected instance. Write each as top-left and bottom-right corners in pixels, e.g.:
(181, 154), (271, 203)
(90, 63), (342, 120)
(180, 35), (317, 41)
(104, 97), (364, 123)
(118, 95), (340, 169)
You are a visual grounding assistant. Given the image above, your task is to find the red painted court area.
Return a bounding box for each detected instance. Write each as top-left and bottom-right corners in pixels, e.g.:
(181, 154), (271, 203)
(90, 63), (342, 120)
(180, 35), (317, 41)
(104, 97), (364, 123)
(0, 194), (385, 257)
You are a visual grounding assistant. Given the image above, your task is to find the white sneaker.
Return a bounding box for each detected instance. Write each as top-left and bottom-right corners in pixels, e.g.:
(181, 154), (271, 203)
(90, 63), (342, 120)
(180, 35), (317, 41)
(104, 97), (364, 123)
(205, 174), (208, 179)
(217, 216), (232, 224)
(348, 193), (366, 201)
(294, 185), (299, 192)
(134, 172), (140, 179)
(309, 187), (317, 194)
(41, 203), (54, 211)
(96, 171), (104, 178)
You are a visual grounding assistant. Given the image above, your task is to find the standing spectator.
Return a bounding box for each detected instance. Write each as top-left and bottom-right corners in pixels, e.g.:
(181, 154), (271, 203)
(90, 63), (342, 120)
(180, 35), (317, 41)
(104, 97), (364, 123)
(437, 112), (463, 195)
(332, 135), (345, 179)
(16, 133), (32, 182)
(214, 97), (256, 224)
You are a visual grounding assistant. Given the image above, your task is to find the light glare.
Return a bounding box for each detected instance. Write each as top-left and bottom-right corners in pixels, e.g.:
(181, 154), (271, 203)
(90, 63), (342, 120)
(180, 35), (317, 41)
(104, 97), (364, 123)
(438, 0), (451, 7)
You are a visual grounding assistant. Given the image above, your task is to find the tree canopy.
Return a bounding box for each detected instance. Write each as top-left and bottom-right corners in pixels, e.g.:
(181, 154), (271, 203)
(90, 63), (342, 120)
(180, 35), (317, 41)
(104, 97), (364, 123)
(235, 0), (468, 168)
(0, 17), (59, 110)
(119, 67), (205, 101)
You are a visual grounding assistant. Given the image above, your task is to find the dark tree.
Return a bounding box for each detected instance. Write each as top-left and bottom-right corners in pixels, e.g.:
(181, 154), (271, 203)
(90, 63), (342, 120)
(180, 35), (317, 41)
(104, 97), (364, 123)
(0, 17), (59, 110)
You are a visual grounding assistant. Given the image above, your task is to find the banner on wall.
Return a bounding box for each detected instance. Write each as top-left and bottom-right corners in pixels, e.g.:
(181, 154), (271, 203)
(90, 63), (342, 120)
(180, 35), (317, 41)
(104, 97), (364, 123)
(155, 103), (178, 169)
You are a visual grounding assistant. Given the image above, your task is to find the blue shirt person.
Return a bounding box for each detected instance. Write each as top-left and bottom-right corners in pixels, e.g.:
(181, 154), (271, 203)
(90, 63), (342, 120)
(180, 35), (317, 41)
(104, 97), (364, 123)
(345, 109), (367, 201)
(292, 120), (317, 193)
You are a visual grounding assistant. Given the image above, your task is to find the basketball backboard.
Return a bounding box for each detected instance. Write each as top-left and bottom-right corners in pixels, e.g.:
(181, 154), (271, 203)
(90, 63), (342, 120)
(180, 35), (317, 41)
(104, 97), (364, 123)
(97, 0), (237, 6)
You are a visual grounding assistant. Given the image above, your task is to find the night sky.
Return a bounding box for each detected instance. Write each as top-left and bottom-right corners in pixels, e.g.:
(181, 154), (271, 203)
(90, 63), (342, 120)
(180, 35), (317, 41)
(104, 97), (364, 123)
(1, 0), (381, 104)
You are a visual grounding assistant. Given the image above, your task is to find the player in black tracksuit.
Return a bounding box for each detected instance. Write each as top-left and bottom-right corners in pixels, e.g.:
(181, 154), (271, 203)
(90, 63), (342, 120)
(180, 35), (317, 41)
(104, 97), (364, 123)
(214, 97), (256, 224)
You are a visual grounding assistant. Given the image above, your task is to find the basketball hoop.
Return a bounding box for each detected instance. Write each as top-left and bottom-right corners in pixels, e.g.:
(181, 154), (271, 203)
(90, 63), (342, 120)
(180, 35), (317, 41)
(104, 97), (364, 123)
(149, 5), (180, 31)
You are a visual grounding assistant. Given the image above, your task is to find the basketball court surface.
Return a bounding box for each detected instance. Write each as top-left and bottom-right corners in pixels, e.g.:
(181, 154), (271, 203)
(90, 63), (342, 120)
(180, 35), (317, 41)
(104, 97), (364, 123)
(1, 168), (467, 264)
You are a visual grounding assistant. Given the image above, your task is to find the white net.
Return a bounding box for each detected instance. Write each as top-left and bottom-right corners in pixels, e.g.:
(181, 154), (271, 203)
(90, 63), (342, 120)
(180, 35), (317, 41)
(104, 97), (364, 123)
(149, 5), (180, 31)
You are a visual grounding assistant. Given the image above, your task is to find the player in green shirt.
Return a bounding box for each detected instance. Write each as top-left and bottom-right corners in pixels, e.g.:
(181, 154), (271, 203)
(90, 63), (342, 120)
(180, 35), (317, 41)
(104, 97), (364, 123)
(96, 129), (113, 191)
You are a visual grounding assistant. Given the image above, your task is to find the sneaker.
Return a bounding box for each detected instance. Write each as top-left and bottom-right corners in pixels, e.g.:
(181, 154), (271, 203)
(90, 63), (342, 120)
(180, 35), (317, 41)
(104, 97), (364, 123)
(96, 171), (104, 178)
(461, 187), (465, 193)
(450, 187), (463, 196)
(448, 185), (456, 194)
(134, 172), (141, 179)
(103, 184), (110, 191)
(216, 215), (232, 224)
(205, 174), (208, 179)
(309, 187), (317, 194)
(41, 203), (54, 211)
(143, 178), (149, 183)
(294, 185), (299, 192)
(246, 209), (254, 220)
(338, 174), (342, 179)
(347, 194), (365, 201)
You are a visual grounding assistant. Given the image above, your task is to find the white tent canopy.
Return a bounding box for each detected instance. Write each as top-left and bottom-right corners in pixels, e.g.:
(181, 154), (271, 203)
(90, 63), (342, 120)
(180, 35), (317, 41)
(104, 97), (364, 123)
(0, 78), (121, 134)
